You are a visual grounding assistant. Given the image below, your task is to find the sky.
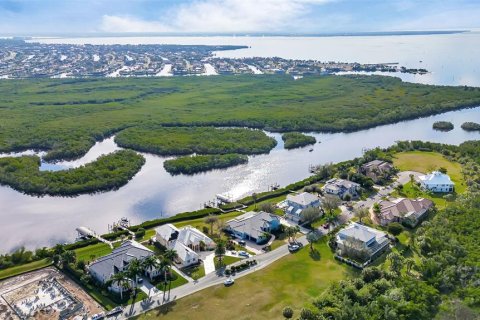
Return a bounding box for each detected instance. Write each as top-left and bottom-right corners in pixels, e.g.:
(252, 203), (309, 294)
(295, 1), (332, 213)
(0, 0), (479, 35)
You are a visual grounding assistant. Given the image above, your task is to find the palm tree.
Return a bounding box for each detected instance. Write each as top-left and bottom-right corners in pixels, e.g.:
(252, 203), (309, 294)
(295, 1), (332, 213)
(157, 258), (169, 301)
(163, 249), (178, 297)
(372, 203), (382, 219)
(126, 259), (143, 297)
(215, 239), (227, 268)
(60, 250), (76, 268)
(108, 271), (129, 300)
(141, 255), (158, 281)
(290, 226), (300, 243)
(204, 215), (218, 235)
(252, 192), (258, 209)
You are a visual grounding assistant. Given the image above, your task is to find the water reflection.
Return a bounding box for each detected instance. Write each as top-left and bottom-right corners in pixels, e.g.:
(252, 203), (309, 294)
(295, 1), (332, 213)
(0, 107), (479, 252)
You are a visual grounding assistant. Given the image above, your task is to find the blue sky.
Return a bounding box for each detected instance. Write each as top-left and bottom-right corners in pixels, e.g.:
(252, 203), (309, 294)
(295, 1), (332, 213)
(1, 0), (479, 35)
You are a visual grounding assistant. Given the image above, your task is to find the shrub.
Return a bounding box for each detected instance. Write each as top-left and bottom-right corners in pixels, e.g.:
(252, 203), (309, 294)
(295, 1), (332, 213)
(387, 223), (404, 236)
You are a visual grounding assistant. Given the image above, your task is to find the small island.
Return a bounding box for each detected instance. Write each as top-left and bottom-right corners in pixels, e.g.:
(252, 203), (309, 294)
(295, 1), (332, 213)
(461, 122), (480, 131)
(164, 154), (248, 175)
(282, 132), (317, 149)
(432, 121), (454, 131)
(0, 150), (145, 196)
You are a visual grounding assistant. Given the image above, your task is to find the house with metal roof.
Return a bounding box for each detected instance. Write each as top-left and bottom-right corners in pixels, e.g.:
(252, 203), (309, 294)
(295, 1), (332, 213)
(154, 224), (215, 268)
(285, 192), (321, 223)
(336, 223), (390, 262)
(226, 211), (280, 244)
(375, 197), (433, 227)
(88, 240), (159, 293)
(418, 171), (454, 193)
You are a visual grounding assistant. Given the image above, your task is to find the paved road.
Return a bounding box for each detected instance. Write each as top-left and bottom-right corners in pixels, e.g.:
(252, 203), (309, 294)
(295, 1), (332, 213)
(117, 237), (308, 319)
(114, 171), (421, 319)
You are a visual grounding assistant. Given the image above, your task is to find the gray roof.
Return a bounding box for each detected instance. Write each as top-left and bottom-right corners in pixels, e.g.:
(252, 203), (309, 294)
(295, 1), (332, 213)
(338, 223), (381, 243)
(287, 192), (319, 206)
(88, 240), (153, 281)
(227, 211), (279, 240)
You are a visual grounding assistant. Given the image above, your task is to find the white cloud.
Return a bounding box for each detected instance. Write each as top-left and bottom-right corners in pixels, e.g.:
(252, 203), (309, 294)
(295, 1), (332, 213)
(100, 0), (335, 33)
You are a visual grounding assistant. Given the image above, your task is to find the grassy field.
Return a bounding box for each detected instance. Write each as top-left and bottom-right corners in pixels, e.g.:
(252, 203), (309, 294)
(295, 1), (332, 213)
(134, 239), (356, 320)
(393, 151), (466, 193)
(1, 75), (479, 162)
(74, 242), (113, 262)
(181, 264), (206, 280)
(0, 259), (52, 280)
(215, 256), (242, 269)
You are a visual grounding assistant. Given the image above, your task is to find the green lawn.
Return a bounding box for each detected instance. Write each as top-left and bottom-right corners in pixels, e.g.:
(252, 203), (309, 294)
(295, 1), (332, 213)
(181, 264), (206, 280)
(135, 239), (355, 320)
(154, 269), (188, 291)
(393, 151), (466, 193)
(0, 259), (52, 280)
(74, 242), (113, 262)
(215, 256), (242, 269)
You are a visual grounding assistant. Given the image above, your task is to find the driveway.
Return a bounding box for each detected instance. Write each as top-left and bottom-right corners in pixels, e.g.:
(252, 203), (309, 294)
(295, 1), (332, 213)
(203, 253), (216, 275)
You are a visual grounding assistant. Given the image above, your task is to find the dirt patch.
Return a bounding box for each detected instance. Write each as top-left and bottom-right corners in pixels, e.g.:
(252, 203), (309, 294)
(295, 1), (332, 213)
(0, 267), (104, 320)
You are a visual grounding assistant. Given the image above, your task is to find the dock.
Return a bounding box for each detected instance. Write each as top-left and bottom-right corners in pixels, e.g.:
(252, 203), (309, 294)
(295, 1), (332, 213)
(76, 226), (113, 249)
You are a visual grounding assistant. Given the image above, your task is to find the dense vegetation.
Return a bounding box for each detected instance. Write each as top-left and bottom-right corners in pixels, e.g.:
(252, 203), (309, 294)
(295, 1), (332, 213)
(0, 75), (479, 162)
(115, 126), (276, 155)
(163, 154), (248, 175)
(432, 121), (454, 131)
(461, 121), (480, 131)
(282, 132), (316, 149)
(0, 150), (145, 196)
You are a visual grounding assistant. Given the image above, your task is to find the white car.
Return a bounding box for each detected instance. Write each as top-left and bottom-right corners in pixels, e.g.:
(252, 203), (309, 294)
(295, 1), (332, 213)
(238, 251), (249, 257)
(91, 312), (105, 320)
(224, 277), (235, 286)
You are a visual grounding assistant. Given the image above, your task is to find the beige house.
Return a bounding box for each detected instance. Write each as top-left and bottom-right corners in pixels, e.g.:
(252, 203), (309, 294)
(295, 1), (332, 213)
(373, 197), (433, 227)
(360, 160), (394, 182)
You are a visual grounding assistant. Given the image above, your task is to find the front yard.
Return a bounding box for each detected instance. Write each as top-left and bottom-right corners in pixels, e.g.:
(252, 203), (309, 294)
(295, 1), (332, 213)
(133, 239), (356, 320)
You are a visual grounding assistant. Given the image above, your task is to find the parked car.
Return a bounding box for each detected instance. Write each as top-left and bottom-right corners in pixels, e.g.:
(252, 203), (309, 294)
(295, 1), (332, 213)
(91, 312), (105, 320)
(323, 223), (330, 229)
(238, 251), (249, 257)
(106, 306), (123, 317)
(238, 240), (246, 246)
(137, 278), (143, 284)
(230, 250), (238, 255)
(224, 277), (235, 286)
(288, 244), (301, 252)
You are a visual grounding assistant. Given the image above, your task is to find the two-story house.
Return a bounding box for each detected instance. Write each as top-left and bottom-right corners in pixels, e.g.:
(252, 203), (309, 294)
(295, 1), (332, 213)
(323, 178), (361, 199)
(418, 171), (455, 193)
(285, 192), (321, 223)
(226, 211), (280, 244)
(336, 223), (390, 262)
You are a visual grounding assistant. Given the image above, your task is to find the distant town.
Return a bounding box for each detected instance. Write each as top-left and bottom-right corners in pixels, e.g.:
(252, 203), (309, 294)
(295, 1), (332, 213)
(0, 39), (427, 79)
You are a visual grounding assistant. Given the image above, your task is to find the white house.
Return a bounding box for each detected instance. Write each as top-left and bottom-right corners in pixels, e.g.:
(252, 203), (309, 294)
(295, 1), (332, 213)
(88, 240), (160, 293)
(418, 171), (454, 193)
(154, 224), (215, 267)
(285, 192), (321, 223)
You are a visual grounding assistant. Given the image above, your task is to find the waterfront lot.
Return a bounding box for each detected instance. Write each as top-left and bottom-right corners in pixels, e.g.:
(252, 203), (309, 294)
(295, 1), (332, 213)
(393, 151), (465, 191)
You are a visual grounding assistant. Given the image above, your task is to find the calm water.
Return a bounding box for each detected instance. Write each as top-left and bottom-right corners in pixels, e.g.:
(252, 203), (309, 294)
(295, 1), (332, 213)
(1, 33), (479, 252)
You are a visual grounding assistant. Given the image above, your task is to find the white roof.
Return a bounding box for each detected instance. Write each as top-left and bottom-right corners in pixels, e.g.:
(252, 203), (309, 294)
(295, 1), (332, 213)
(154, 224), (180, 242)
(419, 171), (454, 186)
(337, 222), (386, 244)
(172, 241), (199, 263)
(177, 225), (215, 247)
(287, 192), (319, 206)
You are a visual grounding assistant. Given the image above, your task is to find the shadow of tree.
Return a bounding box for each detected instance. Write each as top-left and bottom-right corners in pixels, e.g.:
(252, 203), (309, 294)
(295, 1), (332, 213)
(309, 249), (321, 261)
(149, 301), (178, 317)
